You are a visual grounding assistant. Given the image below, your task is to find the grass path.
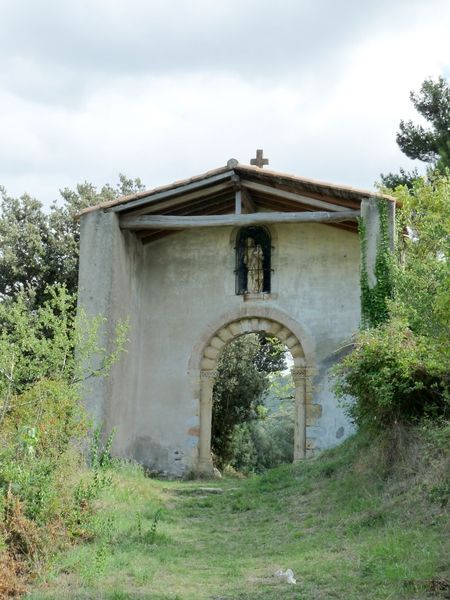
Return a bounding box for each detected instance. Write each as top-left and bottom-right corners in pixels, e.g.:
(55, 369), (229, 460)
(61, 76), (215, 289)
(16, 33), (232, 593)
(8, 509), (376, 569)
(27, 437), (449, 599)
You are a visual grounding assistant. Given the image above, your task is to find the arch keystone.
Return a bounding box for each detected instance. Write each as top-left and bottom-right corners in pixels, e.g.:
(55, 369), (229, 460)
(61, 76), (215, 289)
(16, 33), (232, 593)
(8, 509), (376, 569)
(239, 318), (253, 334)
(251, 318), (260, 331)
(259, 319), (272, 332)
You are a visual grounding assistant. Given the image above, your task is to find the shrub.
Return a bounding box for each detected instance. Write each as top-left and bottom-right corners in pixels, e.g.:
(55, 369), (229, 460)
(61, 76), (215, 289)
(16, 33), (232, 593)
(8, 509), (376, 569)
(0, 284), (126, 590)
(334, 317), (449, 431)
(335, 174), (450, 432)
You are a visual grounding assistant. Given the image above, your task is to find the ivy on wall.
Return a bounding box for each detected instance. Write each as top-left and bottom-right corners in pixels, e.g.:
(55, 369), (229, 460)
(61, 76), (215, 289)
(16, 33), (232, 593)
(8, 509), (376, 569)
(359, 200), (394, 328)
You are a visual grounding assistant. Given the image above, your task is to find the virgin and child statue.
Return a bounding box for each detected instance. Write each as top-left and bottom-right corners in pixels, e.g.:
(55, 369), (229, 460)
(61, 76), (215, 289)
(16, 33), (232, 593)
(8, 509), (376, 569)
(244, 237), (264, 293)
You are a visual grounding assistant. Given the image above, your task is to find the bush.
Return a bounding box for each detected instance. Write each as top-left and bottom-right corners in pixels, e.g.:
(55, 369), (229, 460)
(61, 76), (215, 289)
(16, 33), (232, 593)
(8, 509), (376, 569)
(335, 174), (450, 432)
(334, 317), (449, 431)
(0, 284), (126, 593)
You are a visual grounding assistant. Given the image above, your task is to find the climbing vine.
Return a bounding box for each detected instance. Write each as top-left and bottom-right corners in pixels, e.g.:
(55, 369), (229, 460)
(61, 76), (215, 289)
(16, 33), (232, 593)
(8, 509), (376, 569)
(359, 200), (394, 328)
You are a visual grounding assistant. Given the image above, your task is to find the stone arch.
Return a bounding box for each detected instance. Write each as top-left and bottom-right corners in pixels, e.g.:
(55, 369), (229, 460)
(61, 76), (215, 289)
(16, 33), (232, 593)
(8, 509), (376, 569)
(189, 307), (316, 475)
(189, 306), (316, 371)
(199, 316), (303, 370)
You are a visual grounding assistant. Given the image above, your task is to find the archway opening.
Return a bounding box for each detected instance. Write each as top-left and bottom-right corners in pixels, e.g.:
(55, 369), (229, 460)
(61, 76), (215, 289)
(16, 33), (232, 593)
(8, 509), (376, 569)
(211, 332), (295, 474)
(196, 314), (311, 476)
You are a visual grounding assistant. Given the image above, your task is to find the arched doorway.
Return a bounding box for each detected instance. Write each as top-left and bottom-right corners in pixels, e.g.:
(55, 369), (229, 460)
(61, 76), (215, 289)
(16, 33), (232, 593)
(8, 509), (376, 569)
(190, 310), (316, 475)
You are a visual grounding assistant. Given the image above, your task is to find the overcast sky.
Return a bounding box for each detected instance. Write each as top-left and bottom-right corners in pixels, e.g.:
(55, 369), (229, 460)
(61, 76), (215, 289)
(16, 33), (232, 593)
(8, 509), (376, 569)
(1, 0), (449, 206)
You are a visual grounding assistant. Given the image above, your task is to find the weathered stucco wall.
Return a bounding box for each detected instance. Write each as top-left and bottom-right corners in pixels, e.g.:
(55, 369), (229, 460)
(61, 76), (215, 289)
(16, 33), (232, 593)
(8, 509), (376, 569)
(77, 210), (144, 448)
(79, 215), (360, 475)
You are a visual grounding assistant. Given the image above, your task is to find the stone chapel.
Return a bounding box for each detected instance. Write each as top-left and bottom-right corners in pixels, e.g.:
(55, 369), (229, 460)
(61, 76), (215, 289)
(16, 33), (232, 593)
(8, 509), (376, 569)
(77, 153), (395, 477)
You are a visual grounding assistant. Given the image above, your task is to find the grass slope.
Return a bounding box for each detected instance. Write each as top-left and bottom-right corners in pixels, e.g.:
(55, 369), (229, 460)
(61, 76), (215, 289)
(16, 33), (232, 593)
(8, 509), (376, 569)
(26, 431), (449, 600)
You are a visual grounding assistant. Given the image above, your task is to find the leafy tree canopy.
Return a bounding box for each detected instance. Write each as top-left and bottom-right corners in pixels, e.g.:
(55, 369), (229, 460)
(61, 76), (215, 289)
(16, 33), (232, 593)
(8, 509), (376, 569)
(211, 333), (286, 468)
(0, 175), (144, 305)
(393, 173), (450, 348)
(381, 76), (450, 188)
(397, 76), (450, 167)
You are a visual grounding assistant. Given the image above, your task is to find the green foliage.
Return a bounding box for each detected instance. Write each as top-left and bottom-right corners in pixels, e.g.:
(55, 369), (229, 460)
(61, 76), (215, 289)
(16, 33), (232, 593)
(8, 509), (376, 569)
(211, 334), (286, 468)
(379, 167), (420, 190)
(392, 174), (450, 349)
(336, 174), (450, 431)
(147, 508), (162, 545)
(0, 285), (127, 413)
(72, 428), (117, 510)
(397, 76), (450, 169)
(230, 373), (294, 473)
(0, 175), (144, 304)
(380, 76), (450, 187)
(359, 200), (394, 328)
(0, 284), (126, 589)
(0, 174), (135, 594)
(230, 413), (294, 474)
(334, 317), (449, 430)
(90, 426), (116, 470)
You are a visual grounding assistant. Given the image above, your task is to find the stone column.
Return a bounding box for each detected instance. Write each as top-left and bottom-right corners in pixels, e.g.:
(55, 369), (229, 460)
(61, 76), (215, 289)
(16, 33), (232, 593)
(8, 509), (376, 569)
(360, 197), (395, 288)
(292, 367), (307, 460)
(198, 370), (217, 475)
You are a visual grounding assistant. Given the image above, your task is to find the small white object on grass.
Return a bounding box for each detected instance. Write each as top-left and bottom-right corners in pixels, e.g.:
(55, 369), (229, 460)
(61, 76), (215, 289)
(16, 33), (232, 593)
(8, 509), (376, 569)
(274, 568), (296, 584)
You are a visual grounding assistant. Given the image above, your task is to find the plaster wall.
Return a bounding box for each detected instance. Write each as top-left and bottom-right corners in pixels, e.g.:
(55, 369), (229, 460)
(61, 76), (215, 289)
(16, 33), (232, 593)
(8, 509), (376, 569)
(77, 211), (144, 452)
(95, 221), (361, 475)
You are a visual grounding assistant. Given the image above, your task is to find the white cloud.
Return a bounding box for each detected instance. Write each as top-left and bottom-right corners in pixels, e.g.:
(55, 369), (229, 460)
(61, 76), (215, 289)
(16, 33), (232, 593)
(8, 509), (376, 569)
(0, 0), (449, 205)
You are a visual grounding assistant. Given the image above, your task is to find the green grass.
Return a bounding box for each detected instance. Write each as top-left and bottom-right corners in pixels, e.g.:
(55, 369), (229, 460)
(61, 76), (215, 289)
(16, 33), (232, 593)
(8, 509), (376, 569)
(26, 433), (449, 599)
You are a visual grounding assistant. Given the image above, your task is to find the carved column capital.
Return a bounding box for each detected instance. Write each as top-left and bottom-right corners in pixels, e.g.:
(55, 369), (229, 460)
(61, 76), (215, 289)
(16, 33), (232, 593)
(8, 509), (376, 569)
(291, 367), (307, 383)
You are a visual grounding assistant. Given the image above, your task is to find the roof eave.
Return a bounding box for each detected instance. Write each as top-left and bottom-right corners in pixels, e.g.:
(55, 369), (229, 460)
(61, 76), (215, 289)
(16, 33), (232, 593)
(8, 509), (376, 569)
(76, 163), (396, 219)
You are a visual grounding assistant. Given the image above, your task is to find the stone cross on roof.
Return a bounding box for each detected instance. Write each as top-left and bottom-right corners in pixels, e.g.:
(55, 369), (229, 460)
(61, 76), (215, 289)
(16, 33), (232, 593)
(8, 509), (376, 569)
(250, 149), (269, 168)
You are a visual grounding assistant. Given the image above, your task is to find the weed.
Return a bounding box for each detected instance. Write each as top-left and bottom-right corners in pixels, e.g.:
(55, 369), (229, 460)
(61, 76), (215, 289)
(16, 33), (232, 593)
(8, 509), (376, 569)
(428, 478), (450, 507)
(136, 511), (142, 541)
(135, 508), (163, 545)
(80, 541), (110, 583)
(90, 426), (116, 470)
(148, 508), (162, 545)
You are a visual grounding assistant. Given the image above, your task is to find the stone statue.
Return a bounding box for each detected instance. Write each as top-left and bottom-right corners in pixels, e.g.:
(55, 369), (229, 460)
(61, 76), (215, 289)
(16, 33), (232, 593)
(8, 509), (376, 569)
(244, 237), (264, 293)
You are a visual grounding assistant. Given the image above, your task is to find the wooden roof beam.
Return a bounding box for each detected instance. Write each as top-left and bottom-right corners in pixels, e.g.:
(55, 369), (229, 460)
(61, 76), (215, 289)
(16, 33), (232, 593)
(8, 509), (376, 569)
(121, 210), (360, 231)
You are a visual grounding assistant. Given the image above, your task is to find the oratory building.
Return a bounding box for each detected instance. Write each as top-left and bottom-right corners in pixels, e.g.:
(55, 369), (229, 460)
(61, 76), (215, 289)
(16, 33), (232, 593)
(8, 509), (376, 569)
(77, 152), (395, 476)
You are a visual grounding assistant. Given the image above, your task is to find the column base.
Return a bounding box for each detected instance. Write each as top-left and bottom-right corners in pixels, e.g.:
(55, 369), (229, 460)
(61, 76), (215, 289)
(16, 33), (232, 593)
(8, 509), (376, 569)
(196, 459), (215, 478)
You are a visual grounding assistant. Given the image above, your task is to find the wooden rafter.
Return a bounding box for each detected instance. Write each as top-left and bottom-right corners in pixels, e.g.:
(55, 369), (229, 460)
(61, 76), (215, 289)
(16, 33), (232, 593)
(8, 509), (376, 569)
(120, 180), (234, 217)
(155, 192), (234, 216)
(241, 180), (353, 211)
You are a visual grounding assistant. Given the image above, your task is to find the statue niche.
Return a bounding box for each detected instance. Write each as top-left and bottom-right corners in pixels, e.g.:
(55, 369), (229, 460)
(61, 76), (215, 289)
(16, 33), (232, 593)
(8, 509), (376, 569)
(236, 226), (271, 294)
